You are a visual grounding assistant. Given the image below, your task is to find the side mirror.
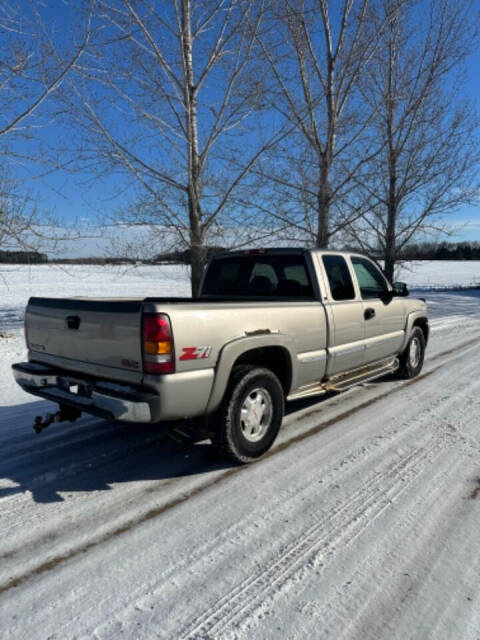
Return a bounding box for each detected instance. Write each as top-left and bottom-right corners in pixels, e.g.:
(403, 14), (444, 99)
(392, 282), (409, 297)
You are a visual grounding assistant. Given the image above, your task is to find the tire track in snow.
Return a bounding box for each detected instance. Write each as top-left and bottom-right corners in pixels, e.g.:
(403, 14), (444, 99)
(179, 355), (480, 639)
(228, 375), (480, 639)
(0, 336), (479, 598)
(180, 434), (444, 639)
(313, 458), (477, 640)
(89, 394), (450, 640)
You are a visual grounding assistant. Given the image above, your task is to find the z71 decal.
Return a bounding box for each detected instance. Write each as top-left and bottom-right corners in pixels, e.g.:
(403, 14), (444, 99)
(180, 346), (212, 360)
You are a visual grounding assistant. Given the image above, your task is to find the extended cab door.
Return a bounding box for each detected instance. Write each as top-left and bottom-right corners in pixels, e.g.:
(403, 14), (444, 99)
(350, 256), (405, 365)
(317, 254), (365, 375)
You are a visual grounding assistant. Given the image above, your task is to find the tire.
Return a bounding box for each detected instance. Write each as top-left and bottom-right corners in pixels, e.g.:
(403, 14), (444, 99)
(397, 326), (425, 379)
(211, 365), (285, 464)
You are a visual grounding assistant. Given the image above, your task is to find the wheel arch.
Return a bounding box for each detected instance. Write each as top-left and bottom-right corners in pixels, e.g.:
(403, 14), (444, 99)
(413, 317), (429, 346)
(401, 310), (429, 352)
(233, 347), (292, 396)
(206, 335), (293, 414)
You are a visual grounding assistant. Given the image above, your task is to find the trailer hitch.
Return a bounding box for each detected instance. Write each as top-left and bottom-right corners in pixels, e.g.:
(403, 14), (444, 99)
(33, 406), (82, 434)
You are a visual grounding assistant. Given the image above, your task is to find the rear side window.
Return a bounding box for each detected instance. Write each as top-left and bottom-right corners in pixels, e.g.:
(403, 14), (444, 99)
(322, 255), (355, 301)
(351, 257), (388, 299)
(202, 254), (314, 298)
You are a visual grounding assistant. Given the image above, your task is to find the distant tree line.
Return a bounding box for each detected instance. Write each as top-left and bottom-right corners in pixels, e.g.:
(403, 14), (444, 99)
(3, 241), (480, 265)
(48, 257), (137, 266)
(0, 247), (224, 265)
(344, 241), (480, 261)
(153, 246), (226, 265)
(0, 250), (47, 264)
(399, 242), (480, 261)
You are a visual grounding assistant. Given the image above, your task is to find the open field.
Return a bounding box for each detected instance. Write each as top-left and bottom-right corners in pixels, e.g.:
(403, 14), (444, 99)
(0, 261), (479, 639)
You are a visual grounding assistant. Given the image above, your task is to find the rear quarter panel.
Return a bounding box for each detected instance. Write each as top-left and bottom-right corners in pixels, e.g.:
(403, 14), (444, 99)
(143, 301), (328, 398)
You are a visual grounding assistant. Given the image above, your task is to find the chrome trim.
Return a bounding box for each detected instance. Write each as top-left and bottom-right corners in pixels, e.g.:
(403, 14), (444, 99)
(13, 366), (152, 422)
(91, 390), (151, 422)
(12, 365), (57, 389)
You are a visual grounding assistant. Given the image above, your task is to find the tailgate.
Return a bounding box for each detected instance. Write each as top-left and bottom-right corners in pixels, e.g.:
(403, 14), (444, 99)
(26, 297), (144, 382)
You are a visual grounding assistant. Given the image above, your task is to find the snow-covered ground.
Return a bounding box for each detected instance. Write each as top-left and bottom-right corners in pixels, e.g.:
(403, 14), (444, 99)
(0, 261), (479, 639)
(396, 260), (480, 288)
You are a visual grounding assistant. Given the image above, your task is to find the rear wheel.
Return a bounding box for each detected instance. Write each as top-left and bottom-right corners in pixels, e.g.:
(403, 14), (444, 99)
(398, 326), (425, 379)
(211, 365), (284, 464)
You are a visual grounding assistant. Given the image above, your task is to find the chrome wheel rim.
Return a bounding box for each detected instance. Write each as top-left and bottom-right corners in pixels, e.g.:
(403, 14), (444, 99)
(409, 336), (421, 369)
(240, 388), (273, 442)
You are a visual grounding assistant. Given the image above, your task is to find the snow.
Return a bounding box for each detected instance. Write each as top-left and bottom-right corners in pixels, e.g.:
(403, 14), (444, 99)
(0, 261), (480, 640)
(396, 260), (480, 289)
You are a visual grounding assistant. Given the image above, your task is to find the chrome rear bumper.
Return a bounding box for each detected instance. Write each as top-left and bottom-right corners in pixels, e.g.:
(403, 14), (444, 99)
(12, 362), (155, 423)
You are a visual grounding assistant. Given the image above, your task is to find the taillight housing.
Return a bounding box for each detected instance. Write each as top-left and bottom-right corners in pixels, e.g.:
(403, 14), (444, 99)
(142, 313), (175, 374)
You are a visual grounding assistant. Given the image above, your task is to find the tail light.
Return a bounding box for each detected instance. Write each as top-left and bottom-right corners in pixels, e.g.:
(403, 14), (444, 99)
(142, 313), (175, 374)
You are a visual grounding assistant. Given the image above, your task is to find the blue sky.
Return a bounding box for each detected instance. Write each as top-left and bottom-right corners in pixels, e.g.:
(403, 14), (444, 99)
(432, 47), (480, 242)
(4, 1), (480, 250)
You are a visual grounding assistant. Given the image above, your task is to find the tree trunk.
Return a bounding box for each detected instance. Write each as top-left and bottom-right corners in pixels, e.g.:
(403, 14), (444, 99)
(384, 23), (396, 285)
(384, 153), (397, 283)
(384, 211), (396, 283)
(316, 158), (331, 248)
(181, 0), (204, 296)
(189, 225), (205, 297)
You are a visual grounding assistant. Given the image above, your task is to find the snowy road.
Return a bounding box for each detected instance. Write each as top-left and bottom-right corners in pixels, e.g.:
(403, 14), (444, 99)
(0, 282), (479, 638)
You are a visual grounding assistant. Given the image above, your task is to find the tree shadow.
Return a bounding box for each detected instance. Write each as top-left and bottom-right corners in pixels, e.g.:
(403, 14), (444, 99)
(0, 307), (24, 331)
(412, 288), (480, 318)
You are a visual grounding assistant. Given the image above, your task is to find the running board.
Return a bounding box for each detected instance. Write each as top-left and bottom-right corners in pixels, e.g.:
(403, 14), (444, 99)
(287, 357), (399, 401)
(287, 382), (328, 402)
(325, 357), (399, 392)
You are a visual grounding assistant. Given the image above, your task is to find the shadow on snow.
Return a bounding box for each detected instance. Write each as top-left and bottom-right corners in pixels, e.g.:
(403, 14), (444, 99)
(0, 392), (340, 504)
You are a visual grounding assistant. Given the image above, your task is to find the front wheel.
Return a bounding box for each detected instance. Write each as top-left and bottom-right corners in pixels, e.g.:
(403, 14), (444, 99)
(397, 327), (425, 379)
(211, 365), (284, 464)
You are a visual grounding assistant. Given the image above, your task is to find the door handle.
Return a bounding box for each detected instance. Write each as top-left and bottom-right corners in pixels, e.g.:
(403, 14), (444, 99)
(364, 308), (376, 320)
(66, 315), (81, 330)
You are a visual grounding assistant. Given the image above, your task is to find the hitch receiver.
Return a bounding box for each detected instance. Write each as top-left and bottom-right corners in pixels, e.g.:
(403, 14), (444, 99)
(33, 405), (82, 434)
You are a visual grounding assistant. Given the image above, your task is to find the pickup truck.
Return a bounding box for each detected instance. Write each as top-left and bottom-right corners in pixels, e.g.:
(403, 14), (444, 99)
(13, 249), (429, 463)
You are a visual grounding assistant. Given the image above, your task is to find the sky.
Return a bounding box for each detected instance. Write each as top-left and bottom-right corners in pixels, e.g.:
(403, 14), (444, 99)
(3, 1), (480, 255)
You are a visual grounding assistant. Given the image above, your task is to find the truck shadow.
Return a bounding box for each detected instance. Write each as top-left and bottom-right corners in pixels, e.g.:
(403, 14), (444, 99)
(0, 400), (230, 504)
(0, 389), (356, 504)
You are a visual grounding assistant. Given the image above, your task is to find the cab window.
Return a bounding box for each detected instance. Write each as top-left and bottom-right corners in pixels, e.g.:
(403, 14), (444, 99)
(322, 255), (355, 301)
(351, 257), (388, 299)
(202, 254), (314, 297)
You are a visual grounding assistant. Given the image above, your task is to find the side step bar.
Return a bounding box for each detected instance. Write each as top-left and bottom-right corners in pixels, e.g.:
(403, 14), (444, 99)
(287, 356), (399, 401)
(325, 357), (399, 392)
(287, 382), (328, 402)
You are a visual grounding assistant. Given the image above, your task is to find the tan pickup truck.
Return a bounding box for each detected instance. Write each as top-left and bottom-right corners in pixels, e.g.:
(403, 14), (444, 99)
(13, 249), (428, 463)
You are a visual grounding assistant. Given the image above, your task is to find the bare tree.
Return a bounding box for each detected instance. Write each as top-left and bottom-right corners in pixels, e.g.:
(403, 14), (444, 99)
(256, 0), (394, 248)
(0, 0), (93, 251)
(0, 167), (89, 259)
(350, 0), (479, 281)
(0, 170), (38, 251)
(65, 0), (278, 295)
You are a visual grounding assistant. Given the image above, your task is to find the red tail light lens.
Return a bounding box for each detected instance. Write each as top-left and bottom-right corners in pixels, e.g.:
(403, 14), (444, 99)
(142, 313), (175, 374)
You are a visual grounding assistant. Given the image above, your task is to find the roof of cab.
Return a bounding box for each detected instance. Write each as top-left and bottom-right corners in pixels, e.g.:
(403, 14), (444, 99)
(213, 247), (352, 259)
